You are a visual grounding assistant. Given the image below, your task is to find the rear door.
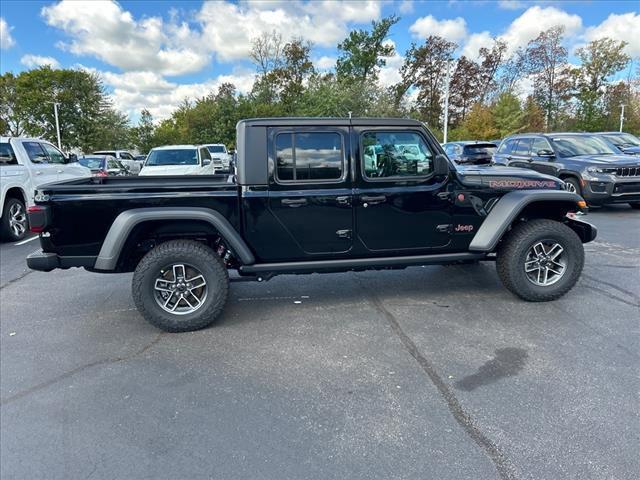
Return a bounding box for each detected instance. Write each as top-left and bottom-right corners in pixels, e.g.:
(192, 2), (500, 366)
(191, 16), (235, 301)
(354, 128), (452, 252)
(268, 127), (353, 255)
(21, 142), (59, 186)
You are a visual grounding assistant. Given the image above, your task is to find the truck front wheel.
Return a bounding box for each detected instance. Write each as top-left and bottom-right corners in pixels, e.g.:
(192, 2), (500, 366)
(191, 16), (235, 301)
(132, 240), (229, 332)
(496, 219), (584, 302)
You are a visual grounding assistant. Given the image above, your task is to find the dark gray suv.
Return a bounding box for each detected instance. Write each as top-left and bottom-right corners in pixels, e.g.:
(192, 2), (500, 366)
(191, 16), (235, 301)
(493, 133), (640, 207)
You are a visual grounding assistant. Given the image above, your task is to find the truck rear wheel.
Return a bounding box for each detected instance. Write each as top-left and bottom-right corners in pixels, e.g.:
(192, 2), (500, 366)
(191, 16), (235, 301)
(132, 240), (229, 332)
(496, 219), (584, 302)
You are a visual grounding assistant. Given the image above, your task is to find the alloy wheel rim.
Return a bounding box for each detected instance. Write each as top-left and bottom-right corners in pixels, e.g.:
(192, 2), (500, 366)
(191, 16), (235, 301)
(565, 182), (577, 193)
(153, 263), (208, 315)
(524, 240), (567, 286)
(9, 203), (27, 237)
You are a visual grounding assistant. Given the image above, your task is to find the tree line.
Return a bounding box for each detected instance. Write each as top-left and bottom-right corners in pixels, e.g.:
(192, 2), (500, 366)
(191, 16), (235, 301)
(1, 16), (638, 153)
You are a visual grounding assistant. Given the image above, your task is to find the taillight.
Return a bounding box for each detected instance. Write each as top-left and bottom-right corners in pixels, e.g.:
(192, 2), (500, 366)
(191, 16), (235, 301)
(27, 205), (48, 233)
(94, 170), (108, 177)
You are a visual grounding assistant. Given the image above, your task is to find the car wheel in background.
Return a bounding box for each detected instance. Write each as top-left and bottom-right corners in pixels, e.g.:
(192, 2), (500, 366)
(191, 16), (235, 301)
(563, 177), (581, 195)
(1, 197), (28, 241)
(132, 239), (229, 332)
(496, 219), (584, 302)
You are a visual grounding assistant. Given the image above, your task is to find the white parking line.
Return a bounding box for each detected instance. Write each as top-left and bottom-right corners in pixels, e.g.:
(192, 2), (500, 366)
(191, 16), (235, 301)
(14, 236), (38, 246)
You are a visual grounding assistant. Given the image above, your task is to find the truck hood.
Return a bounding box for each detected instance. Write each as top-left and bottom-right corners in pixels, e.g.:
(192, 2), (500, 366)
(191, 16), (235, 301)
(456, 164), (564, 190)
(139, 165), (208, 176)
(619, 146), (640, 155)
(564, 154), (640, 166)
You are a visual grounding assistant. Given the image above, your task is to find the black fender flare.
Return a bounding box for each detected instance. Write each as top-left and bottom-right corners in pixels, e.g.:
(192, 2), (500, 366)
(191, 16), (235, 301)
(93, 207), (255, 270)
(468, 190), (585, 252)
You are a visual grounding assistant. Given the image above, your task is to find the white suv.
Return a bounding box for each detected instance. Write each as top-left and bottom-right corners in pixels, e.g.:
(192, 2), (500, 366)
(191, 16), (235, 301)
(1, 137), (91, 241)
(202, 144), (231, 172)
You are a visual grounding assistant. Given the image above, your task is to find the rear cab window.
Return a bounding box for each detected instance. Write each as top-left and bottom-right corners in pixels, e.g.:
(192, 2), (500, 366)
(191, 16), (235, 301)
(275, 131), (344, 182)
(0, 143), (18, 165)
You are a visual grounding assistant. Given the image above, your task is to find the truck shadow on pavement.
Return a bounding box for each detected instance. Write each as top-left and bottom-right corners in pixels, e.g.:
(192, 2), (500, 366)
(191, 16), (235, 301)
(454, 348), (529, 392)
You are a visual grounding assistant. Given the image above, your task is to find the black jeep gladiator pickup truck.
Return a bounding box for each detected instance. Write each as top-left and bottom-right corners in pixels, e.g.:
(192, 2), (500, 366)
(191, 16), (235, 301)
(27, 118), (596, 332)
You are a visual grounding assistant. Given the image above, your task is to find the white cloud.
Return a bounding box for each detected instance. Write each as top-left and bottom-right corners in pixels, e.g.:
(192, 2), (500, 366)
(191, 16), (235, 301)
(315, 56), (337, 70)
(398, 0), (414, 15)
(409, 15), (468, 44)
(80, 67), (256, 121)
(197, 0), (382, 62)
(499, 6), (582, 56)
(461, 31), (494, 61)
(0, 17), (15, 49)
(20, 54), (61, 69)
(584, 12), (640, 58)
(378, 40), (403, 87)
(498, 0), (525, 10)
(42, 0), (210, 76)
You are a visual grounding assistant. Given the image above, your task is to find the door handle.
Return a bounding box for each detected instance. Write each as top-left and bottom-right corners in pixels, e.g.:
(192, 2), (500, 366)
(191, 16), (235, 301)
(57, 169), (63, 173)
(361, 195), (386, 205)
(336, 195), (351, 206)
(281, 198), (308, 207)
(35, 171), (43, 175)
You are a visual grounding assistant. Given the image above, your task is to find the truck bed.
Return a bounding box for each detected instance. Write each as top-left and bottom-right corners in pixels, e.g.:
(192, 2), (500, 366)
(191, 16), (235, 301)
(36, 175), (240, 259)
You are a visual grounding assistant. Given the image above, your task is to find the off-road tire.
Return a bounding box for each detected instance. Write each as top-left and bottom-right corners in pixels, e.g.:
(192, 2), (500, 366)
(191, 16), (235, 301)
(629, 203), (640, 210)
(496, 219), (584, 302)
(1, 197), (28, 241)
(132, 240), (229, 332)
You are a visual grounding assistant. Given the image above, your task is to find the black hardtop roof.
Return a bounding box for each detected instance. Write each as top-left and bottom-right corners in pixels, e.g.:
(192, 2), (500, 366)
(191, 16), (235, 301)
(238, 117), (425, 128)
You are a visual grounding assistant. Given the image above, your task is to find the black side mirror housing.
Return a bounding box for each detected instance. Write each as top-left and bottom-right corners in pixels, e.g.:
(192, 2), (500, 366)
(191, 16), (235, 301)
(434, 154), (450, 176)
(67, 153), (78, 163)
(537, 149), (555, 158)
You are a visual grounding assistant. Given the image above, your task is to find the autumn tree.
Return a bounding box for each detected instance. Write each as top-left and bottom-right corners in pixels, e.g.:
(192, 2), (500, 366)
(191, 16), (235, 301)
(477, 39), (508, 103)
(460, 103), (498, 139)
(448, 56), (481, 126)
(520, 95), (546, 132)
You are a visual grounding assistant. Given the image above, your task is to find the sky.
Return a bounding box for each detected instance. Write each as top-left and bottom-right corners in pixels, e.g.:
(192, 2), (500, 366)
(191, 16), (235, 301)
(0, 0), (638, 122)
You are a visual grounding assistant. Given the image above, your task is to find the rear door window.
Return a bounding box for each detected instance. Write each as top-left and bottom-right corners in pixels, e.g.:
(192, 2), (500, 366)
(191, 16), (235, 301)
(275, 132), (343, 182)
(23, 142), (49, 164)
(0, 143), (17, 165)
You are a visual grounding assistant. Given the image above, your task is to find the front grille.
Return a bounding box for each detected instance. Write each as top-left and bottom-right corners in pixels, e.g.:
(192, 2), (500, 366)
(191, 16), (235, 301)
(614, 166), (640, 177)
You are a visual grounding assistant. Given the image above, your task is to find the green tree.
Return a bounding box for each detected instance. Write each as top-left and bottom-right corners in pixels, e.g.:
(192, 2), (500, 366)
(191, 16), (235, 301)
(134, 109), (155, 153)
(460, 103), (498, 139)
(492, 92), (523, 137)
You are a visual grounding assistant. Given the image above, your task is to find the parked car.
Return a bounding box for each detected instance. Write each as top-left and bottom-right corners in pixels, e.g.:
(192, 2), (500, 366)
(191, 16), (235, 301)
(442, 141), (498, 165)
(135, 154), (147, 163)
(27, 117), (596, 332)
(79, 155), (131, 177)
(0, 136), (90, 241)
(139, 145), (215, 176)
(493, 133), (640, 208)
(202, 144), (231, 172)
(93, 150), (141, 174)
(593, 132), (640, 156)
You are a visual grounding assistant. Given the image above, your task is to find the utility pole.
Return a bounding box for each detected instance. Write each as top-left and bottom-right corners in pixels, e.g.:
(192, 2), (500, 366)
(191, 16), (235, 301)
(53, 102), (62, 149)
(443, 61), (451, 144)
(619, 104), (626, 132)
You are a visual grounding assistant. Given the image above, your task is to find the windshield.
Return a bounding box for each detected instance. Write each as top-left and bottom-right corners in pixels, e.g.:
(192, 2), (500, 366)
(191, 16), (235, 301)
(207, 145), (225, 153)
(550, 136), (617, 157)
(146, 149), (198, 166)
(602, 133), (640, 148)
(79, 157), (105, 170)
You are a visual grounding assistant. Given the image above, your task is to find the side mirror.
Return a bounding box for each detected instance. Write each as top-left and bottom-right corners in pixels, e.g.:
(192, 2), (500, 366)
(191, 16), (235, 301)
(537, 149), (555, 158)
(434, 154), (450, 176)
(67, 153), (78, 163)
(203, 159), (211, 166)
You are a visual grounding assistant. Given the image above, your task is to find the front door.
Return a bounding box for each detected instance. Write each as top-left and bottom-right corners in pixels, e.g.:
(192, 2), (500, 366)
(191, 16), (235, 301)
(354, 128), (452, 252)
(21, 142), (59, 187)
(268, 128), (353, 256)
(508, 138), (534, 169)
(528, 137), (558, 176)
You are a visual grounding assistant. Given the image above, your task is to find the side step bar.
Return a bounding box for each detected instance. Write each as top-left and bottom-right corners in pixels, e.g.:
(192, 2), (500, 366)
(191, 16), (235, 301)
(238, 252), (488, 276)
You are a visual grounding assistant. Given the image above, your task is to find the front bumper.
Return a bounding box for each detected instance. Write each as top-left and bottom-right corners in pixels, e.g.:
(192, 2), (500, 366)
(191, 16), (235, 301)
(582, 177), (640, 204)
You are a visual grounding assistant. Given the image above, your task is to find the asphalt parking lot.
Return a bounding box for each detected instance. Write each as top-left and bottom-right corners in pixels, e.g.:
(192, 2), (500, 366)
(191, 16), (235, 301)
(1, 205), (638, 480)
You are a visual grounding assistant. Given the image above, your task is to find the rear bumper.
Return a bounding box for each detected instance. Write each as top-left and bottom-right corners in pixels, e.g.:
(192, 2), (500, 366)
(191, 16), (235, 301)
(27, 250), (96, 272)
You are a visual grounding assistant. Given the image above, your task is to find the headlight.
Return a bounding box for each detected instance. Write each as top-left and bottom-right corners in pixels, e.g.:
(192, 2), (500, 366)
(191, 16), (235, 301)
(587, 166), (606, 174)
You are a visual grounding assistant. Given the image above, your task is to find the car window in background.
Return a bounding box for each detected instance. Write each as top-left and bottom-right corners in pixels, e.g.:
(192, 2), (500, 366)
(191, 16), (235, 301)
(23, 142), (49, 164)
(200, 147), (211, 160)
(94, 151), (116, 157)
(145, 149), (198, 166)
(119, 152), (134, 160)
(207, 145), (225, 153)
(531, 137), (552, 154)
(41, 143), (66, 164)
(361, 131), (433, 179)
(512, 138), (532, 156)
(107, 158), (122, 170)
(497, 139), (516, 154)
(276, 132), (343, 182)
(79, 157), (106, 170)
(463, 144), (496, 155)
(0, 143), (17, 165)
(602, 133), (640, 148)
(551, 136), (617, 157)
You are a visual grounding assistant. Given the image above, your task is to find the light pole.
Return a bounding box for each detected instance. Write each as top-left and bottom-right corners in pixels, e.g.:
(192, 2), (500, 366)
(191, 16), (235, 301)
(443, 61), (451, 144)
(619, 104), (626, 132)
(53, 102), (61, 149)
